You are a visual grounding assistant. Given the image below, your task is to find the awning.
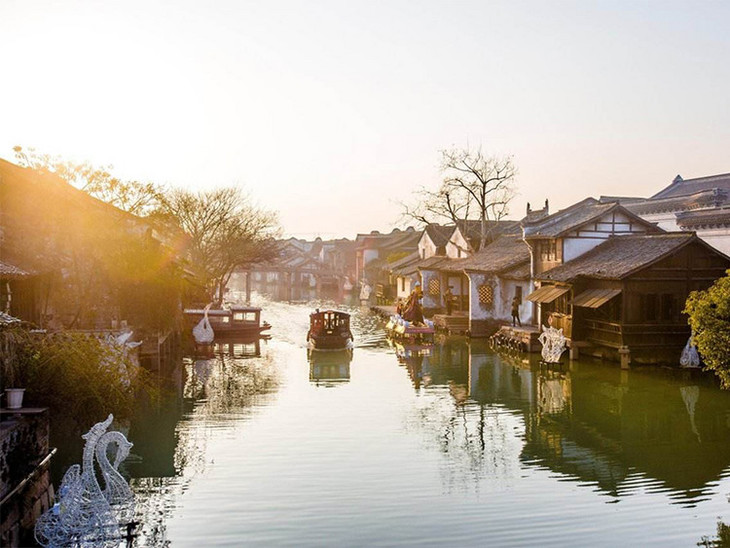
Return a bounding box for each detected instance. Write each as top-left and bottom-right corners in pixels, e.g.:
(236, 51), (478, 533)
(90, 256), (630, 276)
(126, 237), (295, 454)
(571, 288), (622, 308)
(525, 285), (570, 303)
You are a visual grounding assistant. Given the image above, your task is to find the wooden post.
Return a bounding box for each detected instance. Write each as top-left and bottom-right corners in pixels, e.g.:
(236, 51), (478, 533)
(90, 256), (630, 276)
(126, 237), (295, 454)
(569, 342), (580, 360)
(245, 271), (251, 304)
(619, 345), (631, 370)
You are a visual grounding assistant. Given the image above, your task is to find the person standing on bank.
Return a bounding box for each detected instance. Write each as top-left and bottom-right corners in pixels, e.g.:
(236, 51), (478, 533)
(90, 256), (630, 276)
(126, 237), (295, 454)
(444, 286), (454, 316)
(511, 295), (522, 327)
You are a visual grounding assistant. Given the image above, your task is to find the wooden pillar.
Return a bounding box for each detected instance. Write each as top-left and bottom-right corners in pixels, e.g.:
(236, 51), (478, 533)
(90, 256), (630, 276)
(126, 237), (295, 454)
(619, 345), (631, 370)
(569, 343), (580, 360)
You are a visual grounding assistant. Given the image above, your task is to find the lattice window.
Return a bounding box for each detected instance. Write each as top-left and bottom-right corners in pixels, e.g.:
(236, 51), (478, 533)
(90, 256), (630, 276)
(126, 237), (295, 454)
(428, 278), (440, 296)
(478, 284), (494, 307)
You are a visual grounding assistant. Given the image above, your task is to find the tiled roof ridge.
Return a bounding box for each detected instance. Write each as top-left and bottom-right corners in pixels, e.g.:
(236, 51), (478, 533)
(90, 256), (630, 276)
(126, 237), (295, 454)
(607, 231), (694, 240)
(651, 172), (730, 199)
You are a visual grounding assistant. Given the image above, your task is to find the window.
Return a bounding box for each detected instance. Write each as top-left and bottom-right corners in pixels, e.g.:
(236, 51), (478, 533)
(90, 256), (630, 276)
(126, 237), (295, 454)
(428, 278), (440, 296)
(478, 284), (494, 307)
(643, 293), (658, 322)
(540, 240), (558, 261)
(515, 286), (523, 304)
(661, 294), (676, 321)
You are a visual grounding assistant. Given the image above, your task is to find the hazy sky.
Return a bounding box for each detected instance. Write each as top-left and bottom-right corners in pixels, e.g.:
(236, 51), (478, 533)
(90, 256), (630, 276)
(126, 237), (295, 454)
(2, 0), (728, 238)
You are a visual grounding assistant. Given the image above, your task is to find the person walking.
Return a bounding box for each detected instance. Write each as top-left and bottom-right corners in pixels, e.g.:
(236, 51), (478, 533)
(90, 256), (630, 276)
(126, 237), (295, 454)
(511, 295), (522, 327)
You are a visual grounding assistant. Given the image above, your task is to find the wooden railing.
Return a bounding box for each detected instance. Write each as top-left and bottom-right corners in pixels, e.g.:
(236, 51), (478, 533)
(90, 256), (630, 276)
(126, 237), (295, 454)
(581, 320), (689, 348)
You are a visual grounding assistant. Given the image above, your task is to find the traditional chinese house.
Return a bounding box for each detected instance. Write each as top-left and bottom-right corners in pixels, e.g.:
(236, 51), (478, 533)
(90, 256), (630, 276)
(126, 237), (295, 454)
(534, 232), (730, 364)
(438, 229), (531, 336)
(522, 197), (662, 330)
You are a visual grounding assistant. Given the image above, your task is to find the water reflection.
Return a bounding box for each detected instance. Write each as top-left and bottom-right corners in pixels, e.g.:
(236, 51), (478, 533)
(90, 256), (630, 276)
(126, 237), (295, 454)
(412, 338), (730, 506)
(308, 348), (352, 386)
(121, 302), (730, 546)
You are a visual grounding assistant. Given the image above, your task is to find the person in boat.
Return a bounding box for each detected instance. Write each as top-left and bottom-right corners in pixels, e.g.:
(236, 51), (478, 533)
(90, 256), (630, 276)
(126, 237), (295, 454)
(402, 282), (425, 325)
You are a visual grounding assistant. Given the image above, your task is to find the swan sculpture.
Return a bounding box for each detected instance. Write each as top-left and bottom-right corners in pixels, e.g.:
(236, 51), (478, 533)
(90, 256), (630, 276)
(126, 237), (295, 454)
(538, 325), (567, 364)
(680, 335), (700, 368)
(96, 430), (136, 522)
(35, 415), (133, 548)
(192, 303), (215, 344)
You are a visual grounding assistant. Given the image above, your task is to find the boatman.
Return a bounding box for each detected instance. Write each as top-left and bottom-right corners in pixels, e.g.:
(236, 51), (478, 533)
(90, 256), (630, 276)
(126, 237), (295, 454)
(402, 282), (424, 325)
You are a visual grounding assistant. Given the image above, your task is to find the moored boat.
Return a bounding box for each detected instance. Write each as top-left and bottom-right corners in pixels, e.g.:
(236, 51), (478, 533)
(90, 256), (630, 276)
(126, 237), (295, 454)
(385, 314), (435, 342)
(184, 305), (271, 339)
(307, 309), (354, 350)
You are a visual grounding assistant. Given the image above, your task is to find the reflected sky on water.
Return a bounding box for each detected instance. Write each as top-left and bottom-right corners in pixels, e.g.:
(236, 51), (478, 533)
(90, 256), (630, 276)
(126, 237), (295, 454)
(126, 299), (730, 547)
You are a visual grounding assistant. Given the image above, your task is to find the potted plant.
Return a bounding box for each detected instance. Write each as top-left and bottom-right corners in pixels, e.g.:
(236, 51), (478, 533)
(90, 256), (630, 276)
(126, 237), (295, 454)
(0, 326), (33, 409)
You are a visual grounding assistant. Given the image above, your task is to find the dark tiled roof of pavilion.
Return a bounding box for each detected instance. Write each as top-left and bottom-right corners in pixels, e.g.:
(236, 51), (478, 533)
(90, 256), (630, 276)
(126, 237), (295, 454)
(651, 173), (730, 200)
(537, 233), (707, 282)
(676, 207), (730, 228)
(522, 198), (659, 239)
(440, 234), (529, 274)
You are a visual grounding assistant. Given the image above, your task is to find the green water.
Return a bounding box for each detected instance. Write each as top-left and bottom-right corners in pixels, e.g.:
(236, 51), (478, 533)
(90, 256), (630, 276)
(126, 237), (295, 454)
(124, 300), (730, 547)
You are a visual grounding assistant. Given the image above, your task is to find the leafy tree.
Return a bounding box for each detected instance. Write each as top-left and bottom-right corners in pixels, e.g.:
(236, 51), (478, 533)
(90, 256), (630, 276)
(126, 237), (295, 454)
(685, 270), (730, 388)
(401, 146), (516, 251)
(156, 187), (280, 303)
(13, 145), (162, 215)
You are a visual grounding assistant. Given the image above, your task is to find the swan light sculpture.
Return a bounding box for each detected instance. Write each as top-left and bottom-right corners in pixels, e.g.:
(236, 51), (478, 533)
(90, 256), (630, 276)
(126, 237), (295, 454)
(192, 303), (215, 344)
(96, 430), (136, 522)
(538, 325), (567, 364)
(35, 414), (135, 547)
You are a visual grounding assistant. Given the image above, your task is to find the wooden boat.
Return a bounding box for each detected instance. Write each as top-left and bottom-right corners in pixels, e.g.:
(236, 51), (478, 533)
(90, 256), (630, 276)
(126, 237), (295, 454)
(307, 309), (353, 350)
(184, 305), (271, 339)
(385, 314), (435, 342)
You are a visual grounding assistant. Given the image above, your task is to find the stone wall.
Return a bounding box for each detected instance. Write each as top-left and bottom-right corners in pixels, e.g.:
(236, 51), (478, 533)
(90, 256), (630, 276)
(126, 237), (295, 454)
(0, 409), (55, 547)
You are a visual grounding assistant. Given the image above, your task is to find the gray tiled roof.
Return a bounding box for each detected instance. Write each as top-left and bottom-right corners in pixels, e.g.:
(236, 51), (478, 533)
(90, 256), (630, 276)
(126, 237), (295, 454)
(416, 256), (451, 271)
(676, 207), (730, 228)
(423, 225), (455, 248)
(537, 233), (701, 282)
(651, 173), (730, 200)
(626, 188), (727, 215)
(522, 198), (659, 239)
(440, 235), (530, 274)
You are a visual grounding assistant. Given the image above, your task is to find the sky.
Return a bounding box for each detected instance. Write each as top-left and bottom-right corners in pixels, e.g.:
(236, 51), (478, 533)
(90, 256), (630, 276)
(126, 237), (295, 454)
(1, 0), (729, 239)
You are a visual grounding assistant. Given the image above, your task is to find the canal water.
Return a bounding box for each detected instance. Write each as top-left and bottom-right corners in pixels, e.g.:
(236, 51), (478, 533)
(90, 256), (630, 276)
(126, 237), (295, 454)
(125, 299), (730, 547)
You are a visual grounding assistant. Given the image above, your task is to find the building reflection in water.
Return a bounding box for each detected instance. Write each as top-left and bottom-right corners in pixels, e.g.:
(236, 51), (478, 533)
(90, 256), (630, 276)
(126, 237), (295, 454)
(399, 338), (730, 506)
(308, 348), (352, 387)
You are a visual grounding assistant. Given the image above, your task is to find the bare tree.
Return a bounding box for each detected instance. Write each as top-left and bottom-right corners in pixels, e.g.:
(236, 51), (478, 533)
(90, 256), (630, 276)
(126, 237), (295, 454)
(157, 188), (280, 303)
(401, 146), (517, 250)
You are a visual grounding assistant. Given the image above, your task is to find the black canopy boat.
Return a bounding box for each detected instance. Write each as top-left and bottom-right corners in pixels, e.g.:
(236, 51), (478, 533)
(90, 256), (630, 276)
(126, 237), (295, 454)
(307, 309), (354, 350)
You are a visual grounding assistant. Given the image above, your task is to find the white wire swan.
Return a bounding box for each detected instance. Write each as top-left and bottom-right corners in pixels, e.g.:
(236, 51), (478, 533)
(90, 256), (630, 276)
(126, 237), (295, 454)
(192, 303), (215, 344)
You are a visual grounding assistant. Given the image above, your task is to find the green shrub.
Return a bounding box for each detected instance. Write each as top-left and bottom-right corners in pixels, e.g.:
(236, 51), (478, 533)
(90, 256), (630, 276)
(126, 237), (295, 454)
(0, 327), (157, 430)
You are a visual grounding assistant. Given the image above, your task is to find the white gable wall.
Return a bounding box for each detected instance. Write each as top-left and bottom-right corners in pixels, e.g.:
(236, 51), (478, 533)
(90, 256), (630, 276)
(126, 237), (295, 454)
(418, 233), (439, 259)
(563, 211), (652, 262)
(446, 229), (471, 258)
